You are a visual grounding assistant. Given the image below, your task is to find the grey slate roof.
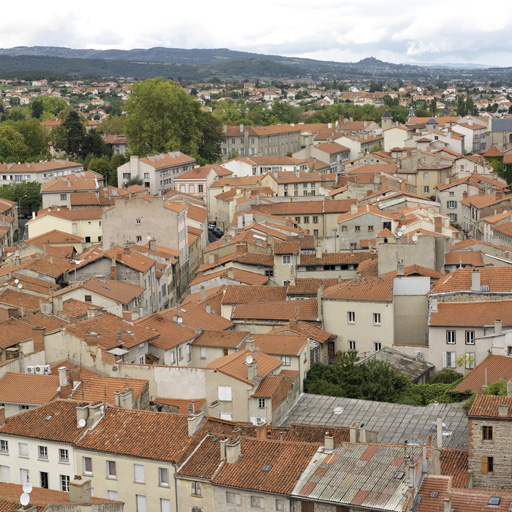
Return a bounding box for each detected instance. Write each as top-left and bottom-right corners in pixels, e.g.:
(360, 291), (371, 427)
(280, 393), (468, 449)
(492, 118), (512, 132)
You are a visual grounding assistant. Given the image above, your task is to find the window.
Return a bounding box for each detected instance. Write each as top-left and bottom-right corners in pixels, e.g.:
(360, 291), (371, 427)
(38, 446), (48, 460)
(226, 492), (241, 505)
(178, 347), (183, 360)
(0, 440), (8, 453)
(40, 471), (48, 489)
(136, 218), (141, 225)
(313, 230), (319, 237)
(447, 200), (457, 209)
(303, 216), (309, 224)
(60, 474), (70, 492)
(373, 313), (381, 325)
(276, 499), (284, 511)
(187, 344), (191, 362)
(218, 386), (232, 401)
(123, 173), (131, 180)
(19, 443), (28, 457)
(294, 216), (300, 223)
(348, 340), (356, 350)
(482, 426), (493, 441)
(191, 481), (202, 496)
(158, 467), (169, 486)
(423, 172), (429, 179)
(83, 456), (92, 474)
(282, 255), (291, 264)
(200, 347), (206, 359)
(160, 499), (171, 512)
(341, 225), (347, 232)
(198, 185), (203, 193)
(136, 236), (142, 243)
(481, 456), (494, 474)
(465, 331), (475, 345)
(281, 356), (291, 366)
(84, 295), (92, 303)
(59, 193), (67, 201)
(108, 491), (118, 500)
(445, 330), (456, 344)
(170, 351), (176, 365)
(347, 311), (355, 324)
(20, 469), (29, 485)
(144, 173), (150, 179)
(350, 243), (357, 250)
(374, 341), (382, 352)
(312, 216), (318, 224)
(0, 465), (10, 483)
(423, 186), (430, 194)
(368, 225), (374, 232)
(443, 351), (456, 368)
(134, 464), (145, 483)
(466, 352), (475, 370)
(258, 398), (266, 409)
(139, 355), (145, 364)
(251, 496), (263, 508)
(59, 448), (69, 463)
(449, 191), (455, 196)
(136, 495), (147, 512)
(449, 213), (457, 222)
(85, 236), (91, 243)
(355, 225), (361, 232)
(106, 460), (117, 478)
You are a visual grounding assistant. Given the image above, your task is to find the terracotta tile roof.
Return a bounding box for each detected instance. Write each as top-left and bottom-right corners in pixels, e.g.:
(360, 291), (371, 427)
(253, 333), (308, 356)
(192, 330), (249, 348)
(429, 267), (512, 295)
(105, 246), (155, 273)
(484, 145), (503, 157)
(26, 229), (84, 246)
(0, 482), (114, 508)
(66, 312), (157, 349)
(153, 397), (206, 414)
(268, 171), (337, 184)
(23, 253), (72, 279)
(430, 300), (512, 327)
(440, 448), (470, 488)
(450, 238), (510, 252)
(0, 399), (87, 442)
(299, 251), (371, 266)
(30, 206), (103, 222)
(460, 193), (511, 209)
(454, 355), (512, 393)
(190, 268), (268, 287)
(20, 313), (68, 334)
(206, 349), (283, 384)
(69, 192), (101, 206)
(445, 251), (484, 266)
(0, 159), (81, 175)
(54, 277), (145, 304)
(174, 164), (229, 180)
(179, 202), (207, 222)
(211, 175), (264, 188)
(380, 264), (443, 279)
(0, 372), (60, 405)
(268, 321), (333, 344)
(337, 204), (397, 223)
(0, 288), (43, 314)
(222, 285), (287, 305)
(252, 199), (356, 216)
(469, 394), (512, 418)
(492, 221), (512, 238)
(231, 300), (319, 322)
(61, 298), (102, 318)
(136, 313), (197, 350)
(180, 285), (226, 311)
(274, 241), (300, 254)
(139, 151), (195, 169)
(160, 303), (233, 331)
(76, 406), (192, 462)
(345, 163), (398, 175)
(322, 277), (394, 301)
(418, 474), (512, 511)
(286, 278), (339, 296)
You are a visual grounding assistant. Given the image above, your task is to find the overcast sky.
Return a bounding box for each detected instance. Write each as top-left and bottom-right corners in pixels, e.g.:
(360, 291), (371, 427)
(4, 0), (512, 67)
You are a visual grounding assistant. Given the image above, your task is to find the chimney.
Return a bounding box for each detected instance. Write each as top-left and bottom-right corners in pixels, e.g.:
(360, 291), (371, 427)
(350, 203), (358, 214)
(237, 215), (244, 229)
(58, 366), (69, 387)
(49, 254), (54, 265)
(397, 263), (405, 276)
(188, 411), (204, 436)
(122, 311), (133, 322)
(205, 302), (212, 314)
(471, 269), (481, 291)
(248, 358), (258, 381)
(227, 268), (235, 280)
(434, 216), (443, 233)
(245, 336), (255, 353)
(149, 238), (157, 251)
(0, 407), (5, 427)
(408, 463), (416, 490)
(437, 417), (443, 448)
(85, 332), (99, 346)
(115, 388), (134, 409)
(507, 379), (512, 398)
(443, 498), (451, 512)
(87, 307), (97, 319)
(76, 405), (89, 428)
(200, 286), (206, 300)
(32, 326), (45, 352)
(208, 400), (219, 419)
(400, 180), (406, 192)
(226, 437), (242, 463)
(315, 242), (322, 260)
(495, 319), (503, 335)
(220, 438), (228, 459)
(349, 421), (359, 443)
(431, 298), (438, 312)
(255, 421), (267, 440)
(69, 478), (92, 504)
(499, 403), (509, 416)
(110, 258), (117, 281)
(463, 191), (468, 199)
(324, 432), (334, 452)
(317, 284), (324, 322)
(236, 243), (247, 254)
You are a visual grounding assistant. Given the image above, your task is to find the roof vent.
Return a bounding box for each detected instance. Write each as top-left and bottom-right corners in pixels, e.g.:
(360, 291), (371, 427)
(393, 472), (405, 479)
(488, 496), (501, 506)
(430, 492), (439, 498)
(262, 464), (272, 472)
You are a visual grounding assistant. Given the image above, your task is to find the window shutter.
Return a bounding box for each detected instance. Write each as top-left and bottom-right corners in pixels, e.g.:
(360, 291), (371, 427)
(442, 352), (447, 368)
(450, 353), (456, 368)
(481, 456), (489, 474)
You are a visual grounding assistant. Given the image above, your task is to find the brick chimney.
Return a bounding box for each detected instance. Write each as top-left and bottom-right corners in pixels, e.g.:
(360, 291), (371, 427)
(434, 216), (443, 233)
(85, 332), (99, 346)
(32, 326), (45, 352)
(59, 367), (72, 399)
(115, 388), (134, 409)
(110, 257), (118, 280)
(0, 406), (5, 427)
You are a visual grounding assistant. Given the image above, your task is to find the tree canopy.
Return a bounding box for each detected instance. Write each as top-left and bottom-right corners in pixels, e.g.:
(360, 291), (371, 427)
(124, 77), (222, 164)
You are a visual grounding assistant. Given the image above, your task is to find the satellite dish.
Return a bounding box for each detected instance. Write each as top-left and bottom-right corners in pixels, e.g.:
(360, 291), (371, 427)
(245, 355), (254, 365)
(78, 418), (86, 428)
(22, 483), (32, 494)
(14, 279), (19, 284)
(397, 230), (403, 237)
(20, 493), (30, 506)
(412, 235), (418, 243)
(17, 284), (22, 289)
(147, 235), (151, 240)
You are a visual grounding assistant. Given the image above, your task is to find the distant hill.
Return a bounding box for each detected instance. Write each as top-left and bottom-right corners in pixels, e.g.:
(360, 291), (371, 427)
(0, 46), (508, 81)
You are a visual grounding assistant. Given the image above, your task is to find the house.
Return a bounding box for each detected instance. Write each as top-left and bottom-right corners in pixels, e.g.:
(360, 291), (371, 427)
(117, 152), (196, 195)
(261, 169), (337, 197)
(461, 192), (512, 239)
(221, 155), (308, 178)
(0, 160), (84, 186)
(294, 141), (351, 174)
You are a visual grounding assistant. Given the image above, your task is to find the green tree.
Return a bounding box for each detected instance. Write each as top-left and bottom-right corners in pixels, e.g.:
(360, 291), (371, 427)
(88, 157), (115, 184)
(30, 99), (44, 119)
(0, 181), (42, 211)
(97, 115), (125, 135)
(124, 78), (204, 158)
(7, 119), (49, 160)
(61, 110), (86, 158)
(197, 112), (223, 164)
(80, 129), (111, 159)
(0, 125), (29, 162)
